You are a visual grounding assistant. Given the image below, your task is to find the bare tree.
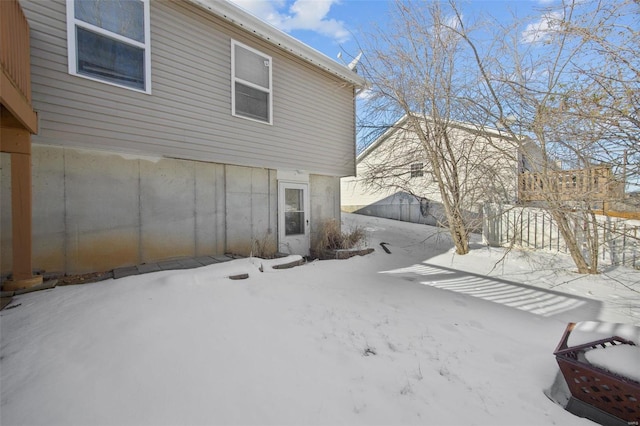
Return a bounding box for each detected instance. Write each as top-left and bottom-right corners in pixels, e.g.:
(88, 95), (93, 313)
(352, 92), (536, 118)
(449, 0), (638, 273)
(357, 1), (521, 255)
(560, 0), (639, 187)
(357, 0), (637, 272)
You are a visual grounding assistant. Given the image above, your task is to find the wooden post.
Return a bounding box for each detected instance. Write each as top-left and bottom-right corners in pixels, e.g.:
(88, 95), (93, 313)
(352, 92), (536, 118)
(1, 114), (42, 291)
(9, 152), (39, 283)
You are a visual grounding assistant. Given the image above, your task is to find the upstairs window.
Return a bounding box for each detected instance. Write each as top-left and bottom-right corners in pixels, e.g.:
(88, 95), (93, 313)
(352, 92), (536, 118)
(410, 162), (424, 178)
(232, 40), (272, 124)
(67, 0), (151, 93)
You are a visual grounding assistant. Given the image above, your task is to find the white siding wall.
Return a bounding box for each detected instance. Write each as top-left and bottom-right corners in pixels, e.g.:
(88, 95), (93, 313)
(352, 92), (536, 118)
(341, 175), (397, 210)
(341, 125), (520, 212)
(20, 0), (357, 177)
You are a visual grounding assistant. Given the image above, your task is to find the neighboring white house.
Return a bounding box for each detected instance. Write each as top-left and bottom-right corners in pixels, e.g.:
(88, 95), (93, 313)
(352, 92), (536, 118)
(0, 0), (365, 275)
(341, 114), (535, 228)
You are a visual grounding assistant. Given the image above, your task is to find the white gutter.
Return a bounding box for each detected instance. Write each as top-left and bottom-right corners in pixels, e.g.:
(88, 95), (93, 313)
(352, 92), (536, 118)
(185, 0), (367, 87)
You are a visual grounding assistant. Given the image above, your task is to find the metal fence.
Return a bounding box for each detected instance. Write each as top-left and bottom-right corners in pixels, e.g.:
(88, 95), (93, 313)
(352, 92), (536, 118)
(483, 203), (640, 269)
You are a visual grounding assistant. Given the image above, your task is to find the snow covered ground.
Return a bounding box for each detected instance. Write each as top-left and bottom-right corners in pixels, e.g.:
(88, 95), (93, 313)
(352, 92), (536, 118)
(1, 213), (638, 425)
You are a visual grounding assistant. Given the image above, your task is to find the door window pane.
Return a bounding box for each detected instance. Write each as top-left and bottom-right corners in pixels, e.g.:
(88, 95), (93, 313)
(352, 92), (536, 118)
(284, 188), (304, 235)
(285, 188), (302, 211)
(285, 212), (304, 235)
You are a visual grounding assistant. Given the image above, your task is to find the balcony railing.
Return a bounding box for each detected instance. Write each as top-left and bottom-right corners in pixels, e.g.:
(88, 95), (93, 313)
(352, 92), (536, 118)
(1, 0), (32, 105)
(519, 165), (624, 203)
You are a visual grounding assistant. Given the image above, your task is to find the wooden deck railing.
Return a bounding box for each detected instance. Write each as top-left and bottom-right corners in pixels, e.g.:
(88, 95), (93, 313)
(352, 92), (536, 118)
(1, 0), (32, 104)
(519, 166), (623, 202)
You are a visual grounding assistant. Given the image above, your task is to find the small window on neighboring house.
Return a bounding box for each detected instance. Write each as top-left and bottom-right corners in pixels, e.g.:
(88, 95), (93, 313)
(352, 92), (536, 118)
(67, 0), (151, 93)
(410, 163), (424, 178)
(232, 40), (272, 124)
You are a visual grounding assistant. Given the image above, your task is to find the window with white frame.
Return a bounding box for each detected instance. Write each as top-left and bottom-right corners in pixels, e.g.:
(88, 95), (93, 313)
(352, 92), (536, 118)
(410, 162), (424, 178)
(232, 40), (272, 124)
(67, 0), (151, 93)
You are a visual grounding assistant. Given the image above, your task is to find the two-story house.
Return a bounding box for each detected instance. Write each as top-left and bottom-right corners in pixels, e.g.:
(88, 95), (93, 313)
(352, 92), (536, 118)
(1, 0), (365, 284)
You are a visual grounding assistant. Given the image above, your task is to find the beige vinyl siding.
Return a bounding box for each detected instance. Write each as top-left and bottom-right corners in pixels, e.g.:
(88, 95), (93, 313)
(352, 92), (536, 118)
(341, 123), (520, 211)
(341, 175), (399, 207)
(20, 0), (356, 177)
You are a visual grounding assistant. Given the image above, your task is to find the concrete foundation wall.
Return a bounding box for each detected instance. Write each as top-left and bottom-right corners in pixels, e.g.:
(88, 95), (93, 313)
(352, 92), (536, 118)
(309, 174), (342, 249)
(225, 166), (277, 256)
(343, 192), (483, 232)
(344, 192), (439, 226)
(1, 145), (295, 275)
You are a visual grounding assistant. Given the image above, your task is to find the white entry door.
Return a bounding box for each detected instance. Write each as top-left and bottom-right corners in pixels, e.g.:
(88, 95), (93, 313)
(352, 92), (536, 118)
(278, 181), (310, 256)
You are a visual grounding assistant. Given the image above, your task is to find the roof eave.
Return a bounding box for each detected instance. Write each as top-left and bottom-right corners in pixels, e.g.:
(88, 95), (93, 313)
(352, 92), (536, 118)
(186, 0), (367, 87)
(357, 114), (525, 163)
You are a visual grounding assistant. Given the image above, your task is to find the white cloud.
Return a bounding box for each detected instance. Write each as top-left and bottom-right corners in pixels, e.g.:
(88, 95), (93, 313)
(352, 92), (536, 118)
(521, 11), (563, 44)
(230, 0), (287, 24)
(443, 13), (462, 30)
(230, 0), (350, 43)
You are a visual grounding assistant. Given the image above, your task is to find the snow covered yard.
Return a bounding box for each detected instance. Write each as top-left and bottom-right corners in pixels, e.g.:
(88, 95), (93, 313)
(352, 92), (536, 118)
(1, 213), (638, 425)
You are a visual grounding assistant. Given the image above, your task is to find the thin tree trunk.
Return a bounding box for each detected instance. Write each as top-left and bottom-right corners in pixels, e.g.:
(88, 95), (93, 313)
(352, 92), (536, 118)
(551, 209), (593, 274)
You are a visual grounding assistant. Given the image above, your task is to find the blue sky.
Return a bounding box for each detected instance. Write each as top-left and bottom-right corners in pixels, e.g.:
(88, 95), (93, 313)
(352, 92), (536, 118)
(226, 0), (638, 190)
(227, 0), (556, 65)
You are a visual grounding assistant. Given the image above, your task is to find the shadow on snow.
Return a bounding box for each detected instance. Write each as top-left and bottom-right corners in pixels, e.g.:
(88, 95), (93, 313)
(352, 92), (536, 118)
(381, 262), (601, 321)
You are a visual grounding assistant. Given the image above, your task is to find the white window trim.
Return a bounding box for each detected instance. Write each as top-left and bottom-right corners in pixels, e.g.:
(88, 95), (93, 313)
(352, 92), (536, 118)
(66, 0), (152, 94)
(231, 40), (273, 125)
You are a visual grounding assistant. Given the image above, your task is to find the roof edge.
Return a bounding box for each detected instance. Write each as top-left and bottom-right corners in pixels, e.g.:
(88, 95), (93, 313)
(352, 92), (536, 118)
(357, 114), (408, 162)
(357, 113), (525, 162)
(186, 0), (366, 87)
